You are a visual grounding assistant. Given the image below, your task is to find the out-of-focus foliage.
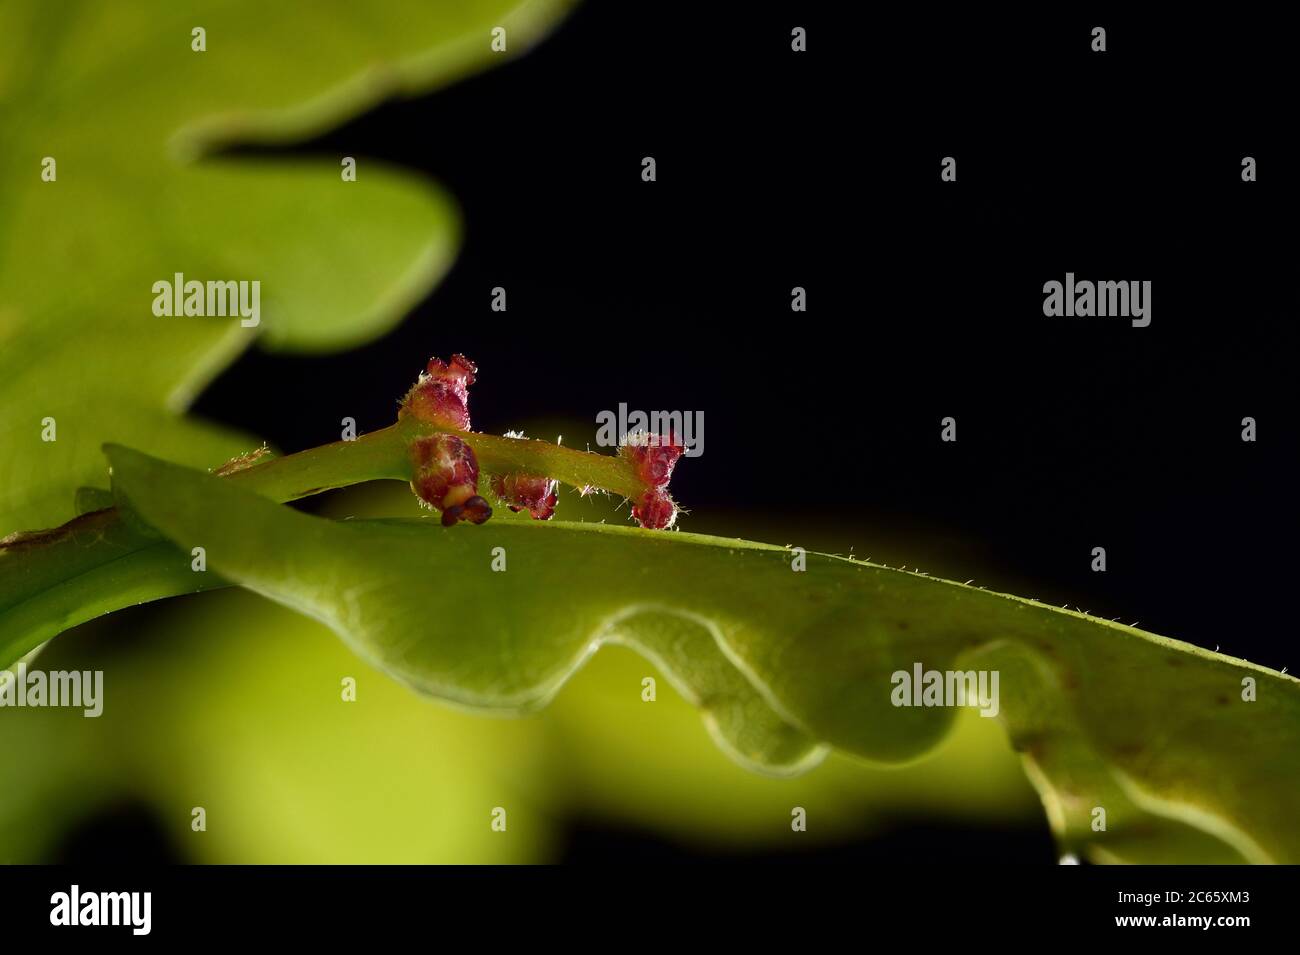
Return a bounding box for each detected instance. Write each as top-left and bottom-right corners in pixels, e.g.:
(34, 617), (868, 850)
(0, 0), (577, 534)
(0, 585), (1040, 863)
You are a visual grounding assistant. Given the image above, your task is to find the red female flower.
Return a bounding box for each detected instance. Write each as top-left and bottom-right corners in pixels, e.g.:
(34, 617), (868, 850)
(400, 353), (477, 431)
(491, 472), (559, 521)
(409, 433), (492, 526)
(398, 356), (687, 530)
(620, 431), (683, 529)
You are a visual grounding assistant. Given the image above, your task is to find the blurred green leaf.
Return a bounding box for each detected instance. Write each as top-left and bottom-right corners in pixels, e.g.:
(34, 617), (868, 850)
(117, 591), (562, 864)
(543, 643), (1042, 846)
(104, 446), (1300, 863)
(0, 592), (562, 863)
(0, 0), (576, 534)
(0, 588), (1043, 863)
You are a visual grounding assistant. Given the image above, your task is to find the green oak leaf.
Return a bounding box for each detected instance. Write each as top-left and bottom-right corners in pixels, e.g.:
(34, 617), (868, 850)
(103, 445), (1300, 864)
(0, 0), (576, 535)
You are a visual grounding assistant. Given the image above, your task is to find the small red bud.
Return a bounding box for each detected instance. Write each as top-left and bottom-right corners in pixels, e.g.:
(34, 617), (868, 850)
(619, 432), (683, 528)
(491, 472), (559, 521)
(409, 433), (491, 525)
(632, 489), (677, 530)
(400, 353), (477, 431)
(619, 431), (683, 488)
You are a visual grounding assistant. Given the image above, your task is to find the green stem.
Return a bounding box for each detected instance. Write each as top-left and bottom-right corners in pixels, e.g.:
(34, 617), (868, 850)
(459, 430), (644, 499)
(225, 423), (411, 501)
(223, 418), (647, 503)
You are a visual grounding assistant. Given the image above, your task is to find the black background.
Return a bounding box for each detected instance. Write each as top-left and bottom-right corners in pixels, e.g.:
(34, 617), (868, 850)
(180, 5), (1298, 864)
(204, 5), (1296, 666)
(7, 863), (1294, 940)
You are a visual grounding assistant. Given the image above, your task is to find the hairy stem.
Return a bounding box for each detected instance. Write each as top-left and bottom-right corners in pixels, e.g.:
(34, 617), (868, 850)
(224, 424), (411, 501)
(222, 417), (647, 503)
